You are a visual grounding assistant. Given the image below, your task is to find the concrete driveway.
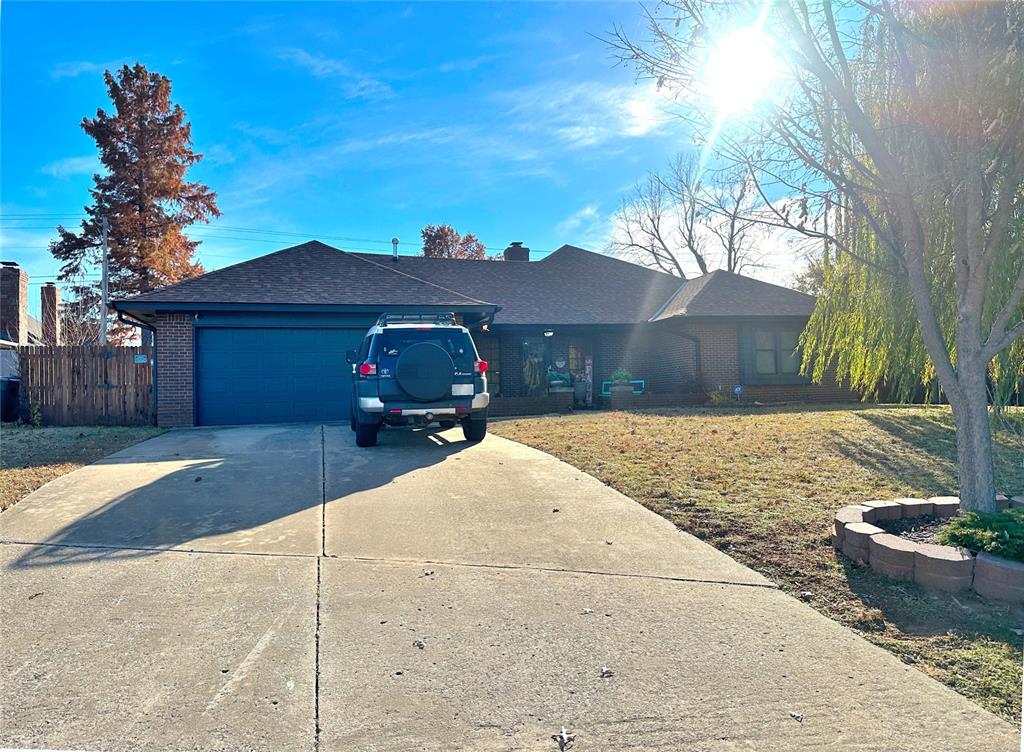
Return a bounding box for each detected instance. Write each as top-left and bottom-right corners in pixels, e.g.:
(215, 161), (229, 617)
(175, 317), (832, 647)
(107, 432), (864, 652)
(1, 423), (1017, 751)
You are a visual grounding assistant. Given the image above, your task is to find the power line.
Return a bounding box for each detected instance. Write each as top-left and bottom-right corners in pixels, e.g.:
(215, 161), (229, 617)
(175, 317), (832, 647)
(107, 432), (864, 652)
(0, 217), (555, 255)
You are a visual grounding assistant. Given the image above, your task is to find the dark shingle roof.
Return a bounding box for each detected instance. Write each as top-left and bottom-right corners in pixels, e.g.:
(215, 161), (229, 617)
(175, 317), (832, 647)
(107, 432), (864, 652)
(351, 245), (683, 325)
(651, 269), (815, 320)
(115, 241), (493, 308)
(115, 240), (814, 324)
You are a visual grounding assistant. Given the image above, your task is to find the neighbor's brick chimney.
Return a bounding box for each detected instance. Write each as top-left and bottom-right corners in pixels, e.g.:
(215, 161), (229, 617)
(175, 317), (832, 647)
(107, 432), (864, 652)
(41, 282), (61, 345)
(503, 241), (530, 262)
(0, 261), (29, 345)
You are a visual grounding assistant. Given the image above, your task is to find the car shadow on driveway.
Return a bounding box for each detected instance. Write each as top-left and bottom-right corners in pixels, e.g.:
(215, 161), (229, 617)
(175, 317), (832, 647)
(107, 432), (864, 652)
(4, 424), (470, 570)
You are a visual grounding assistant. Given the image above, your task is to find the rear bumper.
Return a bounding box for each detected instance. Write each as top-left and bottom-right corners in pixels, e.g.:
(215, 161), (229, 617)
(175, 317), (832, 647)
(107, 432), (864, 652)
(359, 392), (489, 414)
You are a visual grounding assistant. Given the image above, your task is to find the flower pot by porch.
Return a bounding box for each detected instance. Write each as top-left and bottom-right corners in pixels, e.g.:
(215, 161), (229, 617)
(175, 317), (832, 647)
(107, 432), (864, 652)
(609, 383), (634, 394)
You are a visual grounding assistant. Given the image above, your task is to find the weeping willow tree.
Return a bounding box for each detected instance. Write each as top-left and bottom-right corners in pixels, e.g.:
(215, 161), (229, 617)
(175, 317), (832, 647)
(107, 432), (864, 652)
(611, 1), (1024, 511)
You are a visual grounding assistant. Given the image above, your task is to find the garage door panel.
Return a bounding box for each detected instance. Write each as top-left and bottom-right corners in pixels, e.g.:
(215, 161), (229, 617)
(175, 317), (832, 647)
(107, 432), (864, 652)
(293, 376), (317, 392)
(230, 329), (262, 348)
(196, 326), (364, 426)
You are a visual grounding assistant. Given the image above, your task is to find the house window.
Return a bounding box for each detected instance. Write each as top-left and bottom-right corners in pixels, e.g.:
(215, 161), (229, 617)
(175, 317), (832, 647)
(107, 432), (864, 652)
(744, 325), (806, 384)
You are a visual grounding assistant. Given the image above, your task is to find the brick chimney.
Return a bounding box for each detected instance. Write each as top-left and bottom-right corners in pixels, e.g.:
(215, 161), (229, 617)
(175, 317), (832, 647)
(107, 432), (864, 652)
(41, 282), (61, 345)
(0, 261), (28, 345)
(503, 241), (530, 262)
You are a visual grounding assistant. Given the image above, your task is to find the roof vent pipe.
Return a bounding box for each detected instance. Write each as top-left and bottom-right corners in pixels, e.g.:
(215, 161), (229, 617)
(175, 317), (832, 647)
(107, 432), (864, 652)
(391, 237), (399, 263)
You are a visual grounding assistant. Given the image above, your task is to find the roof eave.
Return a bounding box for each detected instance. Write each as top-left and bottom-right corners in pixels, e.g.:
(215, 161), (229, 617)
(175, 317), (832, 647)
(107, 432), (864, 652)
(112, 300), (500, 315)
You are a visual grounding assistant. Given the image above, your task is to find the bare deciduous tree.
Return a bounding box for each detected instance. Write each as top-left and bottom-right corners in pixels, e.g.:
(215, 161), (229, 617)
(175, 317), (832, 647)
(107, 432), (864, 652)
(610, 168), (706, 278)
(59, 278), (102, 346)
(610, 153), (767, 277)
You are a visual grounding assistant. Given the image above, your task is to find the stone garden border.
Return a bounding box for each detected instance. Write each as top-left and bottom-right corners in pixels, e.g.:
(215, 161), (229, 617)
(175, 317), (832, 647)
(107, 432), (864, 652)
(832, 495), (1024, 603)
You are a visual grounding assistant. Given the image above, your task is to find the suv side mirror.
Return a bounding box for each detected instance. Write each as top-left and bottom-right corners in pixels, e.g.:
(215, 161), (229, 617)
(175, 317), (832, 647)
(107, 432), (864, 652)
(345, 350), (357, 364)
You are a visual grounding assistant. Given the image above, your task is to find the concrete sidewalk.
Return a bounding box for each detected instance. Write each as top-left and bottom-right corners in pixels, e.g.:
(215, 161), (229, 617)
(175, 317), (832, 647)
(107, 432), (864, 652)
(1, 423), (1018, 751)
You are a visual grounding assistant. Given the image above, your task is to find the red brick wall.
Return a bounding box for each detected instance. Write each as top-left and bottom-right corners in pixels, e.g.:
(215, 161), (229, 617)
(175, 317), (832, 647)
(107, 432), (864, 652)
(0, 263), (28, 345)
(489, 391), (573, 417)
(678, 320), (855, 402)
(595, 328), (698, 393)
(154, 312), (194, 427)
(40, 283), (61, 345)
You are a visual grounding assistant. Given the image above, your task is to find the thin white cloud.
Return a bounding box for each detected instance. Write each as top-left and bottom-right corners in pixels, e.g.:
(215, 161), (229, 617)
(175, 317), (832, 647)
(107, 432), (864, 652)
(41, 156), (98, 178)
(202, 144), (236, 166)
(496, 81), (676, 149)
(277, 47), (393, 101)
(233, 122), (292, 146)
(556, 205), (600, 237)
(51, 60), (123, 80)
(437, 54), (501, 73)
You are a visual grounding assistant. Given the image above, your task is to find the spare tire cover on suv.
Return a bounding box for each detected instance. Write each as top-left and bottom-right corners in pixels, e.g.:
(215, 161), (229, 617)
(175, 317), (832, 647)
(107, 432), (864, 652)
(395, 342), (454, 401)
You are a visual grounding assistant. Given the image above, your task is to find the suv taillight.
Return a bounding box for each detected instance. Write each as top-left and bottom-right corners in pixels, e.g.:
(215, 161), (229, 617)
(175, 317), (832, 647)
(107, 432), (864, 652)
(474, 359), (489, 373)
(358, 362), (377, 377)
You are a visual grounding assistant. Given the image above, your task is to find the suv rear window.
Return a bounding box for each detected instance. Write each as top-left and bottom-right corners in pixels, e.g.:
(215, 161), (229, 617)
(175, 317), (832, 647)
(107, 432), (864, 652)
(378, 329), (476, 370)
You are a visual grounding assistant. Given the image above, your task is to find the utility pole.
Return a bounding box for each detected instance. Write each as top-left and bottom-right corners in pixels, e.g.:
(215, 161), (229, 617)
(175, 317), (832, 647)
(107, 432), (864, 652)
(99, 216), (109, 345)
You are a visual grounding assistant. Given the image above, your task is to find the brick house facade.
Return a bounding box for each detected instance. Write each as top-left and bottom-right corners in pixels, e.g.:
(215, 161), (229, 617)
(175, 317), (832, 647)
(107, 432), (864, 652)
(113, 241), (854, 427)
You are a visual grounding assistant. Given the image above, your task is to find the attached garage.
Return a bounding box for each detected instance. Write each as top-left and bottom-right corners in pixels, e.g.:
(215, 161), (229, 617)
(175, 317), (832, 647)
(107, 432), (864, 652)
(195, 327), (365, 426)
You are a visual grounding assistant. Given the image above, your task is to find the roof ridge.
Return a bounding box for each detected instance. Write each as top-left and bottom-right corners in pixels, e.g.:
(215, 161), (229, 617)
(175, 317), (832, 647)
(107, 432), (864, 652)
(113, 240), (325, 303)
(342, 248), (495, 306)
(646, 277), (690, 322)
(547, 244), (680, 279)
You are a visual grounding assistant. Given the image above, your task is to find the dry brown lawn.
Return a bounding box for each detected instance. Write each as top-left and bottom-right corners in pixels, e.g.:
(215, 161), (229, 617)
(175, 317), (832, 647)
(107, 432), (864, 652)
(492, 404), (1024, 723)
(0, 424), (163, 511)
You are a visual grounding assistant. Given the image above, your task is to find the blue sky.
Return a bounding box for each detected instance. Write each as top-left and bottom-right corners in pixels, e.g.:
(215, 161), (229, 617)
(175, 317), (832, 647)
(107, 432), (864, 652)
(2, 2), (791, 316)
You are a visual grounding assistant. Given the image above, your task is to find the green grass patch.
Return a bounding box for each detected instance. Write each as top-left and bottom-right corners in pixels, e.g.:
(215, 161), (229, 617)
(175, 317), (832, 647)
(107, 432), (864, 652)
(492, 404), (1024, 723)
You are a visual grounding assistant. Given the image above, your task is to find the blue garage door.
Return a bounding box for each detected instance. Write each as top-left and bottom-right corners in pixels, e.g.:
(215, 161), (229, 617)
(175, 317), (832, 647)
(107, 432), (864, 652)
(195, 327), (363, 426)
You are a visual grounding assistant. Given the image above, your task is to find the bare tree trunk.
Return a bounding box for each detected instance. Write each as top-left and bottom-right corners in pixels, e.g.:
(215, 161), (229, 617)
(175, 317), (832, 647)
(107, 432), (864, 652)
(947, 359), (997, 513)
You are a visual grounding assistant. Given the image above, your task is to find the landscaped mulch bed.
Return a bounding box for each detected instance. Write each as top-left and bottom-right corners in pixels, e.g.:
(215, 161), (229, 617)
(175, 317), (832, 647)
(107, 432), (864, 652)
(492, 404), (1024, 724)
(878, 515), (950, 544)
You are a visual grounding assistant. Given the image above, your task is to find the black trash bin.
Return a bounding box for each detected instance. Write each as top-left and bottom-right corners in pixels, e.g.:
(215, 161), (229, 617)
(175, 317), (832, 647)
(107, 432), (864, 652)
(0, 378), (20, 422)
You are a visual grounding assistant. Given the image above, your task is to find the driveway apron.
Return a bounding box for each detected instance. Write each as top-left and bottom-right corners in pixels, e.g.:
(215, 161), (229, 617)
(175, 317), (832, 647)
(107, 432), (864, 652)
(1, 423), (1018, 751)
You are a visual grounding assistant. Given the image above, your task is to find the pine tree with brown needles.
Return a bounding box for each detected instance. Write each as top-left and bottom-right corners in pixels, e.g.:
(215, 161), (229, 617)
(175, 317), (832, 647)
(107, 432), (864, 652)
(50, 63), (220, 341)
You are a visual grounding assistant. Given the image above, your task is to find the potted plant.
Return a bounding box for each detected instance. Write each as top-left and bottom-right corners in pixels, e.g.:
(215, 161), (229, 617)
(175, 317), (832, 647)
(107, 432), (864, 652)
(609, 368), (634, 394)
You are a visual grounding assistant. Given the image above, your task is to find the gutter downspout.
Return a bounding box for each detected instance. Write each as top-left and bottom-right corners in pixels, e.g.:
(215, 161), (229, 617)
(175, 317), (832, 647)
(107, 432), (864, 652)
(117, 310), (158, 426)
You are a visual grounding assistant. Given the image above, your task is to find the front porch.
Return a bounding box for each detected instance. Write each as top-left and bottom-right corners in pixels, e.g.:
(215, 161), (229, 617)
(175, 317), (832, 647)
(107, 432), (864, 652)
(474, 323), (704, 416)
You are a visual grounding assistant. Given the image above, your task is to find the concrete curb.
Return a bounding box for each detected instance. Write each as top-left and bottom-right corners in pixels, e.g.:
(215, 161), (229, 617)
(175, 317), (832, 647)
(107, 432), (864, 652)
(831, 494), (1024, 603)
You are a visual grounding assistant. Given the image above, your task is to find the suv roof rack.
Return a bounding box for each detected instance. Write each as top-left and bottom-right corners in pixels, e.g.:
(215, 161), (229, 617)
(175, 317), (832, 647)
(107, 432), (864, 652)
(376, 312), (457, 326)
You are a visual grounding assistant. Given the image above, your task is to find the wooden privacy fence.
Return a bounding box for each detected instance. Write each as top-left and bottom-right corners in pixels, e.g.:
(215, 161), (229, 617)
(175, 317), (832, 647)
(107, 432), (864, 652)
(16, 346), (155, 426)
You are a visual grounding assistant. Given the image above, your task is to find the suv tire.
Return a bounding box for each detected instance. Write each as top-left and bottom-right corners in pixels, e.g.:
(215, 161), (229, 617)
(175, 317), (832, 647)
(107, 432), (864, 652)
(463, 416), (487, 442)
(355, 421), (379, 447)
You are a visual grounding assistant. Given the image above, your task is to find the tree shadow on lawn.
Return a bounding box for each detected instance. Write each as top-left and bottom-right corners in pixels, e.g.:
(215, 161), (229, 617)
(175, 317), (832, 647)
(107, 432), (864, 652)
(829, 409), (1024, 497)
(822, 410), (1023, 636)
(6, 426), (469, 570)
(628, 402), (876, 420)
(839, 555), (1024, 638)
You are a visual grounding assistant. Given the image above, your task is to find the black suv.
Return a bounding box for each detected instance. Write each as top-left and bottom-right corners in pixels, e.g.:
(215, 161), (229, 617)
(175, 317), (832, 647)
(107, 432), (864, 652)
(346, 313), (490, 447)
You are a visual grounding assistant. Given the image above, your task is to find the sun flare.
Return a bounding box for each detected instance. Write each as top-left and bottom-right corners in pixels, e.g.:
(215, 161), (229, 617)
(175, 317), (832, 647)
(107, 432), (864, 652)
(705, 27), (782, 114)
